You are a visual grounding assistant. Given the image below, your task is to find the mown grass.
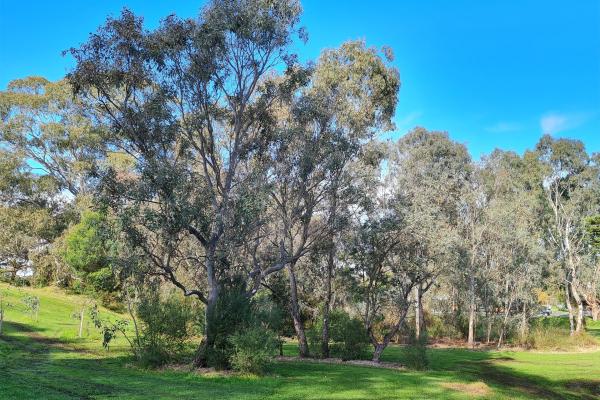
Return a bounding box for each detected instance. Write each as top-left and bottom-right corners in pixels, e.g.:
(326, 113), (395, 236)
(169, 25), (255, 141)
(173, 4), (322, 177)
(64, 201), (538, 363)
(1, 283), (599, 399)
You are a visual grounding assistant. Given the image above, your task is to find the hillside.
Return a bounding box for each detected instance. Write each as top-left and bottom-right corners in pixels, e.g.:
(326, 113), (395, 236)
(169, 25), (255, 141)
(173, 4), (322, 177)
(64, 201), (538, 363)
(1, 283), (599, 400)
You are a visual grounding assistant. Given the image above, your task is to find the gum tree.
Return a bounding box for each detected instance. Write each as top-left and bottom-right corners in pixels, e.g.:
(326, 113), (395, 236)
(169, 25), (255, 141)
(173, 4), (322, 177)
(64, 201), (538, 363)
(536, 135), (599, 334)
(67, 0), (307, 366)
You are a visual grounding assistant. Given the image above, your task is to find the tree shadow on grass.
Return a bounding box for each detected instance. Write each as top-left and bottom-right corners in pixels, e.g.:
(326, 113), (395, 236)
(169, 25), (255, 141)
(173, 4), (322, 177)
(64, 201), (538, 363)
(417, 348), (599, 400)
(1, 320), (279, 400)
(4, 323), (599, 400)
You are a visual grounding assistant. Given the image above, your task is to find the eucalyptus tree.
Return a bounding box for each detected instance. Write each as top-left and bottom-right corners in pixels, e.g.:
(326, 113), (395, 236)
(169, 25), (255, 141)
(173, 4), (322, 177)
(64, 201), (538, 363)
(67, 0), (309, 366)
(347, 212), (419, 362)
(584, 214), (600, 320)
(457, 165), (488, 346)
(0, 150), (61, 281)
(480, 150), (544, 346)
(271, 41), (399, 357)
(388, 128), (470, 338)
(536, 135), (599, 334)
(0, 77), (103, 197)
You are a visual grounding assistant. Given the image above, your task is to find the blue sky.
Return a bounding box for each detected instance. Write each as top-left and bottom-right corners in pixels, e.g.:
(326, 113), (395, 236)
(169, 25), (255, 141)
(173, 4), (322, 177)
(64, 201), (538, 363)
(1, 0), (598, 159)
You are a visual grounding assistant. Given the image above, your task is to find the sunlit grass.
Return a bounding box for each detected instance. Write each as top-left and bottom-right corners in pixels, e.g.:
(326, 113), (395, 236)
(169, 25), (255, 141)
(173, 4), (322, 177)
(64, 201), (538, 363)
(1, 282), (599, 400)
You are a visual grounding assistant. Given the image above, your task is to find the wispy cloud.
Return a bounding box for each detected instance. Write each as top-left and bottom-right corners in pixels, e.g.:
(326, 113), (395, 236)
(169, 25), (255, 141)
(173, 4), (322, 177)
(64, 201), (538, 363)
(394, 111), (423, 131)
(540, 112), (591, 134)
(486, 121), (522, 133)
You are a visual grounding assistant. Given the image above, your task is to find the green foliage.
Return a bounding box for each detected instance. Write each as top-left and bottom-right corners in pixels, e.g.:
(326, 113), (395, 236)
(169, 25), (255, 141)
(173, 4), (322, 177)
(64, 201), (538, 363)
(201, 280), (286, 370)
(427, 315), (463, 340)
(401, 333), (429, 370)
(328, 310), (370, 360)
(85, 267), (117, 293)
(204, 281), (253, 369)
(22, 295), (40, 321)
(62, 211), (108, 274)
(2, 283), (600, 400)
(309, 310), (370, 360)
(89, 304), (129, 351)
(136, 289), (194, 367)
(585, 214), (600, 252)
(229, 326), (278, 374)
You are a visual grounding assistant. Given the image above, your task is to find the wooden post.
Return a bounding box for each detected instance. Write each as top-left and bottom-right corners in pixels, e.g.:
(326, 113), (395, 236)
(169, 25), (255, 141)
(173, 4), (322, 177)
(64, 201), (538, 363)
(0, 293), (4, 336)
(79, 307), (85, 338)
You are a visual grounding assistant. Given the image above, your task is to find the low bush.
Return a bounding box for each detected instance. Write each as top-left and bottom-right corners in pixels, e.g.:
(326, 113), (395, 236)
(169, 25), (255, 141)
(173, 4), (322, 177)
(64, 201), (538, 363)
(401, 333), (429, 370)
(309, 310), (370, 360)
(202, 282), (253, 369)
(329, 311), (370, 360)
(426, 314), (463, 340)
(229, 326), (278, 374)
(136, 290), (195, 367)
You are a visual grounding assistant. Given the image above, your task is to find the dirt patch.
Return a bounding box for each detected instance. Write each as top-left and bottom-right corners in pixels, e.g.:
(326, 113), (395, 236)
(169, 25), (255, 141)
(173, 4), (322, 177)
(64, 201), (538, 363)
(275, 356), (405, 370)
(440, 381), (491, 397)
(159, 363), (240, 377)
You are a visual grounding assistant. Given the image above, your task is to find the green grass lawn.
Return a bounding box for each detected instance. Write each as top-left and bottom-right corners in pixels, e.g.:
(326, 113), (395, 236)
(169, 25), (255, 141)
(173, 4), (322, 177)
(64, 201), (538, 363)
(1, 283), (599, 399)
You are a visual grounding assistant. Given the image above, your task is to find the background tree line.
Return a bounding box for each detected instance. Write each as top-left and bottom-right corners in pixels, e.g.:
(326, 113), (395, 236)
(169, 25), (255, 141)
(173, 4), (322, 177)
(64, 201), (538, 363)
(0, 0), (598, 372)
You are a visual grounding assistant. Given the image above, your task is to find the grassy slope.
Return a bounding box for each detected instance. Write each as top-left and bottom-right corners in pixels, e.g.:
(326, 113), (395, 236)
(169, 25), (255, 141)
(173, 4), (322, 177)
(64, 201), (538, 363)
(0, 283), (599, 400)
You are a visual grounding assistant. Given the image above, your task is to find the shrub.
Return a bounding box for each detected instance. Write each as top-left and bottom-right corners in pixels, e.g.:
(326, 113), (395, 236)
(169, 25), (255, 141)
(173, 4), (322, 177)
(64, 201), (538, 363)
(86, 267), (117, 293)
(229, 326), (278, 374)
(402, 333), (429, 370)
(423, 314), (463, 340)
(62, 211), (108, 274)
(329, 310), (370, 360)
(136, 290), (195, 367)
(308, 310), (370, 360)
(203, 280), (253, 369)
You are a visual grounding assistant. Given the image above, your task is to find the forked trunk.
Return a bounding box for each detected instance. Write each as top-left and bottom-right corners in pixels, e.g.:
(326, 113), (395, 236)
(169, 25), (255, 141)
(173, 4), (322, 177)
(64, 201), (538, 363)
(565, 283), (575, 335)
(371, 306), (409, 363)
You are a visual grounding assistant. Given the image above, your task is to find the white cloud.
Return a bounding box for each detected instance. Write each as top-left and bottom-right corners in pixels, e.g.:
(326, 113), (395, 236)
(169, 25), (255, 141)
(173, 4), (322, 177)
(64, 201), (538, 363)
(540, 112), (591, 134)
(486, 121), (522, 133)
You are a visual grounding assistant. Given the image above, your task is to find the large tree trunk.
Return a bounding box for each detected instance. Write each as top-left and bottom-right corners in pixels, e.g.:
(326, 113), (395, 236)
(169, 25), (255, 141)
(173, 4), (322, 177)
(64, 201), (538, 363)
(467, 274), (476, 347)
(321, 186), (338, 359)
(288, 261), (309, 357)
(565, 282), (575, 335)
(571, 282), (584, 333)
(194, 249), (220, 367)
(497, 297), (513, 349)
(372, 343), (387, 363)
(321, 243), (334, 358)
(486, 315), (493, 344)
(592, 301), (600, 322)
(565, 237), (584, 333)
(520, 302), (528, 340)
(415, 283), (424, 338)
(371, 306), (409, 363)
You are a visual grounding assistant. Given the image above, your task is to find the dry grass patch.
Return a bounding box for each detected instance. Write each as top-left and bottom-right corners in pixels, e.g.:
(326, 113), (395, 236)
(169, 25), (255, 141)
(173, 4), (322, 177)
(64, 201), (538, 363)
(440, 381), (491, 398)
